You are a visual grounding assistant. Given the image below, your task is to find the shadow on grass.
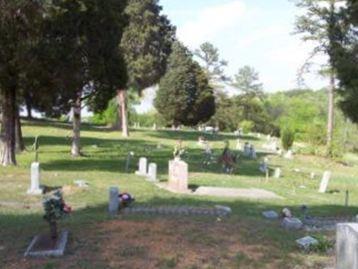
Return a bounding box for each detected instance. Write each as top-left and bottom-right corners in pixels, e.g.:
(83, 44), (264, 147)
(0, 195), (354, 268)
(39, 138), (272, 178)
(137, 129), (259, 142)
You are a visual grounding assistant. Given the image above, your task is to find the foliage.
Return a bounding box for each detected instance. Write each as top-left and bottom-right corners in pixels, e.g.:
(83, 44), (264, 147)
(310, 235), (334, 253)
(194, 42), (229, 87)
(281, 128), (295, 151)
(334, 0), (358, 123)
(232, 66), (263, 98)
(154, 42), (215, 126)
(240, 120), (255, 134)
(120, 0), (176, 92)
(43, 190), (71, 224)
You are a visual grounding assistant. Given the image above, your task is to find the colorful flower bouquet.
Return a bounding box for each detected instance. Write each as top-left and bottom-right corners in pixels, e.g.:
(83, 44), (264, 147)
(43, 190), (71, 239)
(119, 192), (135, 208)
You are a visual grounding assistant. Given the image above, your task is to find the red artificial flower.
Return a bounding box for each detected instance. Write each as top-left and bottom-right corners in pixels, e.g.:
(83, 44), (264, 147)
(63, 204), (72, 214)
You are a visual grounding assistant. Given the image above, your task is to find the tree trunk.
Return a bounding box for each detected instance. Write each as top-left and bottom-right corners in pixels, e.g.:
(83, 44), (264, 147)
(117, 89), (129, 137)
(15, 106), (25, 152)
(71, 92), (82, 157)
(326, 73), (335, 154)
(24, 92), (33, 120)
(1, 88), (17, 166)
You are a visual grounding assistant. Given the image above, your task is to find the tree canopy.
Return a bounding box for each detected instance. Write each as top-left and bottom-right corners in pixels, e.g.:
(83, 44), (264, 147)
(154, 42), (215, 126)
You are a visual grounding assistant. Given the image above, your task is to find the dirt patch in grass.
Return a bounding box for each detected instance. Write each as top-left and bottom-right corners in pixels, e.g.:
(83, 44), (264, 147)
(2, 217), (334, 269)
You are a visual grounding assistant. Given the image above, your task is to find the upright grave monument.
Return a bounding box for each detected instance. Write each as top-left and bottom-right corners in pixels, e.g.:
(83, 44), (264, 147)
(168, 159), (188, 192)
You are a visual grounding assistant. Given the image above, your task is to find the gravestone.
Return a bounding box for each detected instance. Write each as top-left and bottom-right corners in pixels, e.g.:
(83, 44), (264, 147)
(236, 139), (242, 150)
(273, 168), (281, 178)
(147, 163), (157, 182)
(250, 146), (257, 159)
(125, 152), (134, 172)
(27, 162), (42, 195)
(282, 217), (303, 230)
(284, 150), (293, 159)
(259, 158), (268, 173)
(108, 187), (119, 216)
(243, 143), (250, 157)
(336, 223), (358, 269)
(262, 210), (279, 219)
(168, 159), (188, 192)
(296, 236), (318, 251)
(135, 157), (147, 176)
(318, 171), (331, 193)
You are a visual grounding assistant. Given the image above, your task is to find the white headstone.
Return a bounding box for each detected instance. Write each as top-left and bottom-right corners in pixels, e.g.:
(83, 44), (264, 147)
(273, 168), (281, 178)
(318, 171), (331, 193)
(168, 159), (188, 192)
(135, 157), (147, 176)
(284, 150), (293, 159)
(27, 162), (42, 195)
(235, 139), (242, 150)
(336, 223), (358, 269)
(108, 187), (119, 216)
(147, 163), (157, 182)
(243, 143), (250, 157)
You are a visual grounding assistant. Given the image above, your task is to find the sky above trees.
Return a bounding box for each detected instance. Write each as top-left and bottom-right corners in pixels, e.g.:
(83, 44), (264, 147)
(160, 0), (328, 92)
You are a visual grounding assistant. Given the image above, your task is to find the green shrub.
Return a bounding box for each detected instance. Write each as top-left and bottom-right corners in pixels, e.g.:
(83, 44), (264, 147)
(240, 120), (254, 134)
(281, 128), (295, 150)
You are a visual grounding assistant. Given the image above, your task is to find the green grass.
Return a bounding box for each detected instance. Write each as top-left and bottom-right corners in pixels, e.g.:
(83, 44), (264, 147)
(0, 119), (357, 268)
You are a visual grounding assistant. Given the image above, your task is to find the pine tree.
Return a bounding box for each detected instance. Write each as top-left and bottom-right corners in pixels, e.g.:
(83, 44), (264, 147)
(119, 0), (175, 137)
(154, 42), (215, 126)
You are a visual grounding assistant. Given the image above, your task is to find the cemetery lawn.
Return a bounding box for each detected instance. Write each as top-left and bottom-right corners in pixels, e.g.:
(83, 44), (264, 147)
(1, 120), (358, 269)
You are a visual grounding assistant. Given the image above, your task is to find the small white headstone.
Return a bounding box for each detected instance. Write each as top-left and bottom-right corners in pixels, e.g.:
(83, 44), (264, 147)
(168, 159), (188, 192)
(147, 163), (157, 182)
(273, 168), (281, 178)
(318, 171), (331, 193)
(284, 150), (293, 159)
(27, 162), (42, 195)
(236, 139), (242, 150)
(135, 157), (148, 176)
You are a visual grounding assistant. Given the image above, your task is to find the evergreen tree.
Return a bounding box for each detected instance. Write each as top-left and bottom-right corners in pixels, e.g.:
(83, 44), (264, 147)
(333, 0), (358, 123)
(154, 42), (215, 126)
(0, 0), (45, 165)
(42, 0), (128, 156)
(118, 0), (175, 137)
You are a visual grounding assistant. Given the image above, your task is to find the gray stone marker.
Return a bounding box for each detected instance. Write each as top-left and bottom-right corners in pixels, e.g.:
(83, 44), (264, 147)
(262, 210), (279, 219)
(296, 236), (318, 251)
(243, 143), (250, 157)
(336, 223), (358, 269)
(27, 162), (42, 195)
(108, 187), (119, 216)
(125, 152), (134, 172)
(168, 159), (188, 192)
(318, 171), (332, 193)
(135, 157), (148, 176)
(147, 163), (157, 182)
(281, 217), (303, 230)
